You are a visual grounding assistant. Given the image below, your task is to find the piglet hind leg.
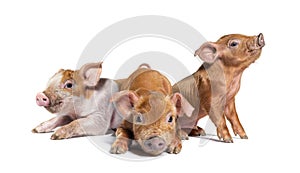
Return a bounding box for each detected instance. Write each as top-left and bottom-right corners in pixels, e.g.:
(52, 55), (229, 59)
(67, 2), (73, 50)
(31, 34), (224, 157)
(110, 128), (133, 154)
(178, 129), (189, 140)
(188, 126), (206, 136)
(225, 101), (248, 139)
(32, 116), (73, 133)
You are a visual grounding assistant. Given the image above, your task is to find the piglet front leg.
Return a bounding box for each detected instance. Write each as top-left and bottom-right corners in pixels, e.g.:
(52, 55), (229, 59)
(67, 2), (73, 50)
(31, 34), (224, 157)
(110, 128), (133, 154)
(32, 116), (73, 133)
(167, 136), (182, 154)
(51, 120), (81, 140)
(51, 115), (110, 140)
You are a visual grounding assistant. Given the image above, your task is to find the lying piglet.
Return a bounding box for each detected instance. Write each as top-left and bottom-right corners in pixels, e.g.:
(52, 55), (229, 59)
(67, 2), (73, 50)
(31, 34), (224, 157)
(32, 62), (122, 140)
(173, 33), (265, 142)
(110, 64), (194, 155)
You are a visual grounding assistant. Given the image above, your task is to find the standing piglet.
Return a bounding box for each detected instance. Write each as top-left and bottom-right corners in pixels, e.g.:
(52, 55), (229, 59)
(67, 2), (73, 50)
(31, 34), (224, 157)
(110, 64), (194, 155)
(173, 33), (265, 142)
(32, 62), (122, 139)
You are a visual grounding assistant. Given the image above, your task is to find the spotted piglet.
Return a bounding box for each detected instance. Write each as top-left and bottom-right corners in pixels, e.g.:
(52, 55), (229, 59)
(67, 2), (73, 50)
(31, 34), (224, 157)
(33, 62), (122, 139)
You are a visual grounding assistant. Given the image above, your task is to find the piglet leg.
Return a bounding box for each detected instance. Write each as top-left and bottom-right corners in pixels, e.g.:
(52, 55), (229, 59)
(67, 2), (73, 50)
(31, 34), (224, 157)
(187, 126), (206, 136)
(167, 136), (182, 154)
(216, 118), (233, 143)
(51, 115), (110, 140)
(32, 116), (73, 133)
(210, 104), (233, 143)
(110, 128), (133, 154)
(225, 100), (248, 139)
(178, 129), (189, 140)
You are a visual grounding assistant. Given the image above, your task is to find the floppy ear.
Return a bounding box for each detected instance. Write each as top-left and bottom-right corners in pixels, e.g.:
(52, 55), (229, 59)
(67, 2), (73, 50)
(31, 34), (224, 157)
(194, 42), (219, 64)
(171, 93), (194, 117)
(78, 61), (103, 87)
(111, 90), (139, 119)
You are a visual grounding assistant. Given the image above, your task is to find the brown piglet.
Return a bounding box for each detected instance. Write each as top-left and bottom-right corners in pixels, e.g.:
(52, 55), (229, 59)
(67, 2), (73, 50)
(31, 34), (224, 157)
(173, 33), (265, 142)
(110, 64), (194, 155)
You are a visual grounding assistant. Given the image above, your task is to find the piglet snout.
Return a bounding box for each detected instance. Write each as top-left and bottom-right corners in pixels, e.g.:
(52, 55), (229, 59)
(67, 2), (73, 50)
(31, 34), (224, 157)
(36, 92), (50, 107)
(257, 33), (265, 48)
(144, 136), (166, 154)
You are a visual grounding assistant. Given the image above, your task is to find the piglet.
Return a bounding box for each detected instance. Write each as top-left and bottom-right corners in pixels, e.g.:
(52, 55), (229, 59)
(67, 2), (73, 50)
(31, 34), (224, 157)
(110, 64), (194, 155)
(173, 33), (265, 142)
(32, 62), (122, 140)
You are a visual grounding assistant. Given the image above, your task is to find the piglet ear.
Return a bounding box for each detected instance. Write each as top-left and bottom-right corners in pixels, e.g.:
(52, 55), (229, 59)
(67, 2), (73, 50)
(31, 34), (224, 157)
(194, 42), (219, 64)
(171, 93), (194, 117)
(79, 62), (103, 87)
(111, 90), (139, 119)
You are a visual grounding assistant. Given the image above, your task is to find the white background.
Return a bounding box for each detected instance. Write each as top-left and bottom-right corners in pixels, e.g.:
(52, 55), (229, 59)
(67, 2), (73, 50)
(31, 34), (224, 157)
(1, 0), (299, 172)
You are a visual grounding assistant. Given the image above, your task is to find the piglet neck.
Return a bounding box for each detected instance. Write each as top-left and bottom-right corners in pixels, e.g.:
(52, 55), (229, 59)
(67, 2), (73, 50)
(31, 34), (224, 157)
(202, 60), (226, 81)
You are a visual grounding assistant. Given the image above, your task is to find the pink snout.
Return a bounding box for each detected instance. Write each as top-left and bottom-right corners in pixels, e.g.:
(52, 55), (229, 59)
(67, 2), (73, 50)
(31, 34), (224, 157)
(36, 92), (50, 107)
(144, 136), (166, 154)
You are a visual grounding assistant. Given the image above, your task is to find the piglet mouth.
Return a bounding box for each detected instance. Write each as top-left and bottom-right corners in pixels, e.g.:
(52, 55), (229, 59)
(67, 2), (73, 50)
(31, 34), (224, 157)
(45, 100), (64, 113)
(50, 99), (64, 108)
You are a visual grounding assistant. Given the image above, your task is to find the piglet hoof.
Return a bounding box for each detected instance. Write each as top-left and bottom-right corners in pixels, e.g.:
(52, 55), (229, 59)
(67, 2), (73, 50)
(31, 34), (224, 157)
(217, 128), (233, 143)
(167, 145), (181, 154)
(32, 124), (43, 133)
(32, 125), (53, 133)
(51, 133), (63, 140)
(217, 135), (233, 143)
(217, 134), (233, 143)
(224, 138), (233, 143)
(220, 135), (233, 143)
(240, 135), (248, 139)
(178, 130), (189, 140)
(234, 129), (248, 139)
(189, 126), (206, 136)
(51, 127), (71, 140)
(110, 140), (128, 154)
(196, 126), (206, 136)
(167, 138), (182, 154)
(32, 128), (38, 133)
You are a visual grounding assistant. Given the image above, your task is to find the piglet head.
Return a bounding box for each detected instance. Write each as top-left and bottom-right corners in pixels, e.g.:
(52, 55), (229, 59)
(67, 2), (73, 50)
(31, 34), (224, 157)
(36, 62), (103, 114)
(111, 89), (194, 155)
(195, 33), (265, 67)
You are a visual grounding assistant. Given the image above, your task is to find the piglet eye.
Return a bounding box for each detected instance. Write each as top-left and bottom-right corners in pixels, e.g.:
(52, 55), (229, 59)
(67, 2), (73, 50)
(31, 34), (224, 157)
(229, 40), (239, 47)
(64, 82), (73, 89)
(167, 116), (173, 123)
